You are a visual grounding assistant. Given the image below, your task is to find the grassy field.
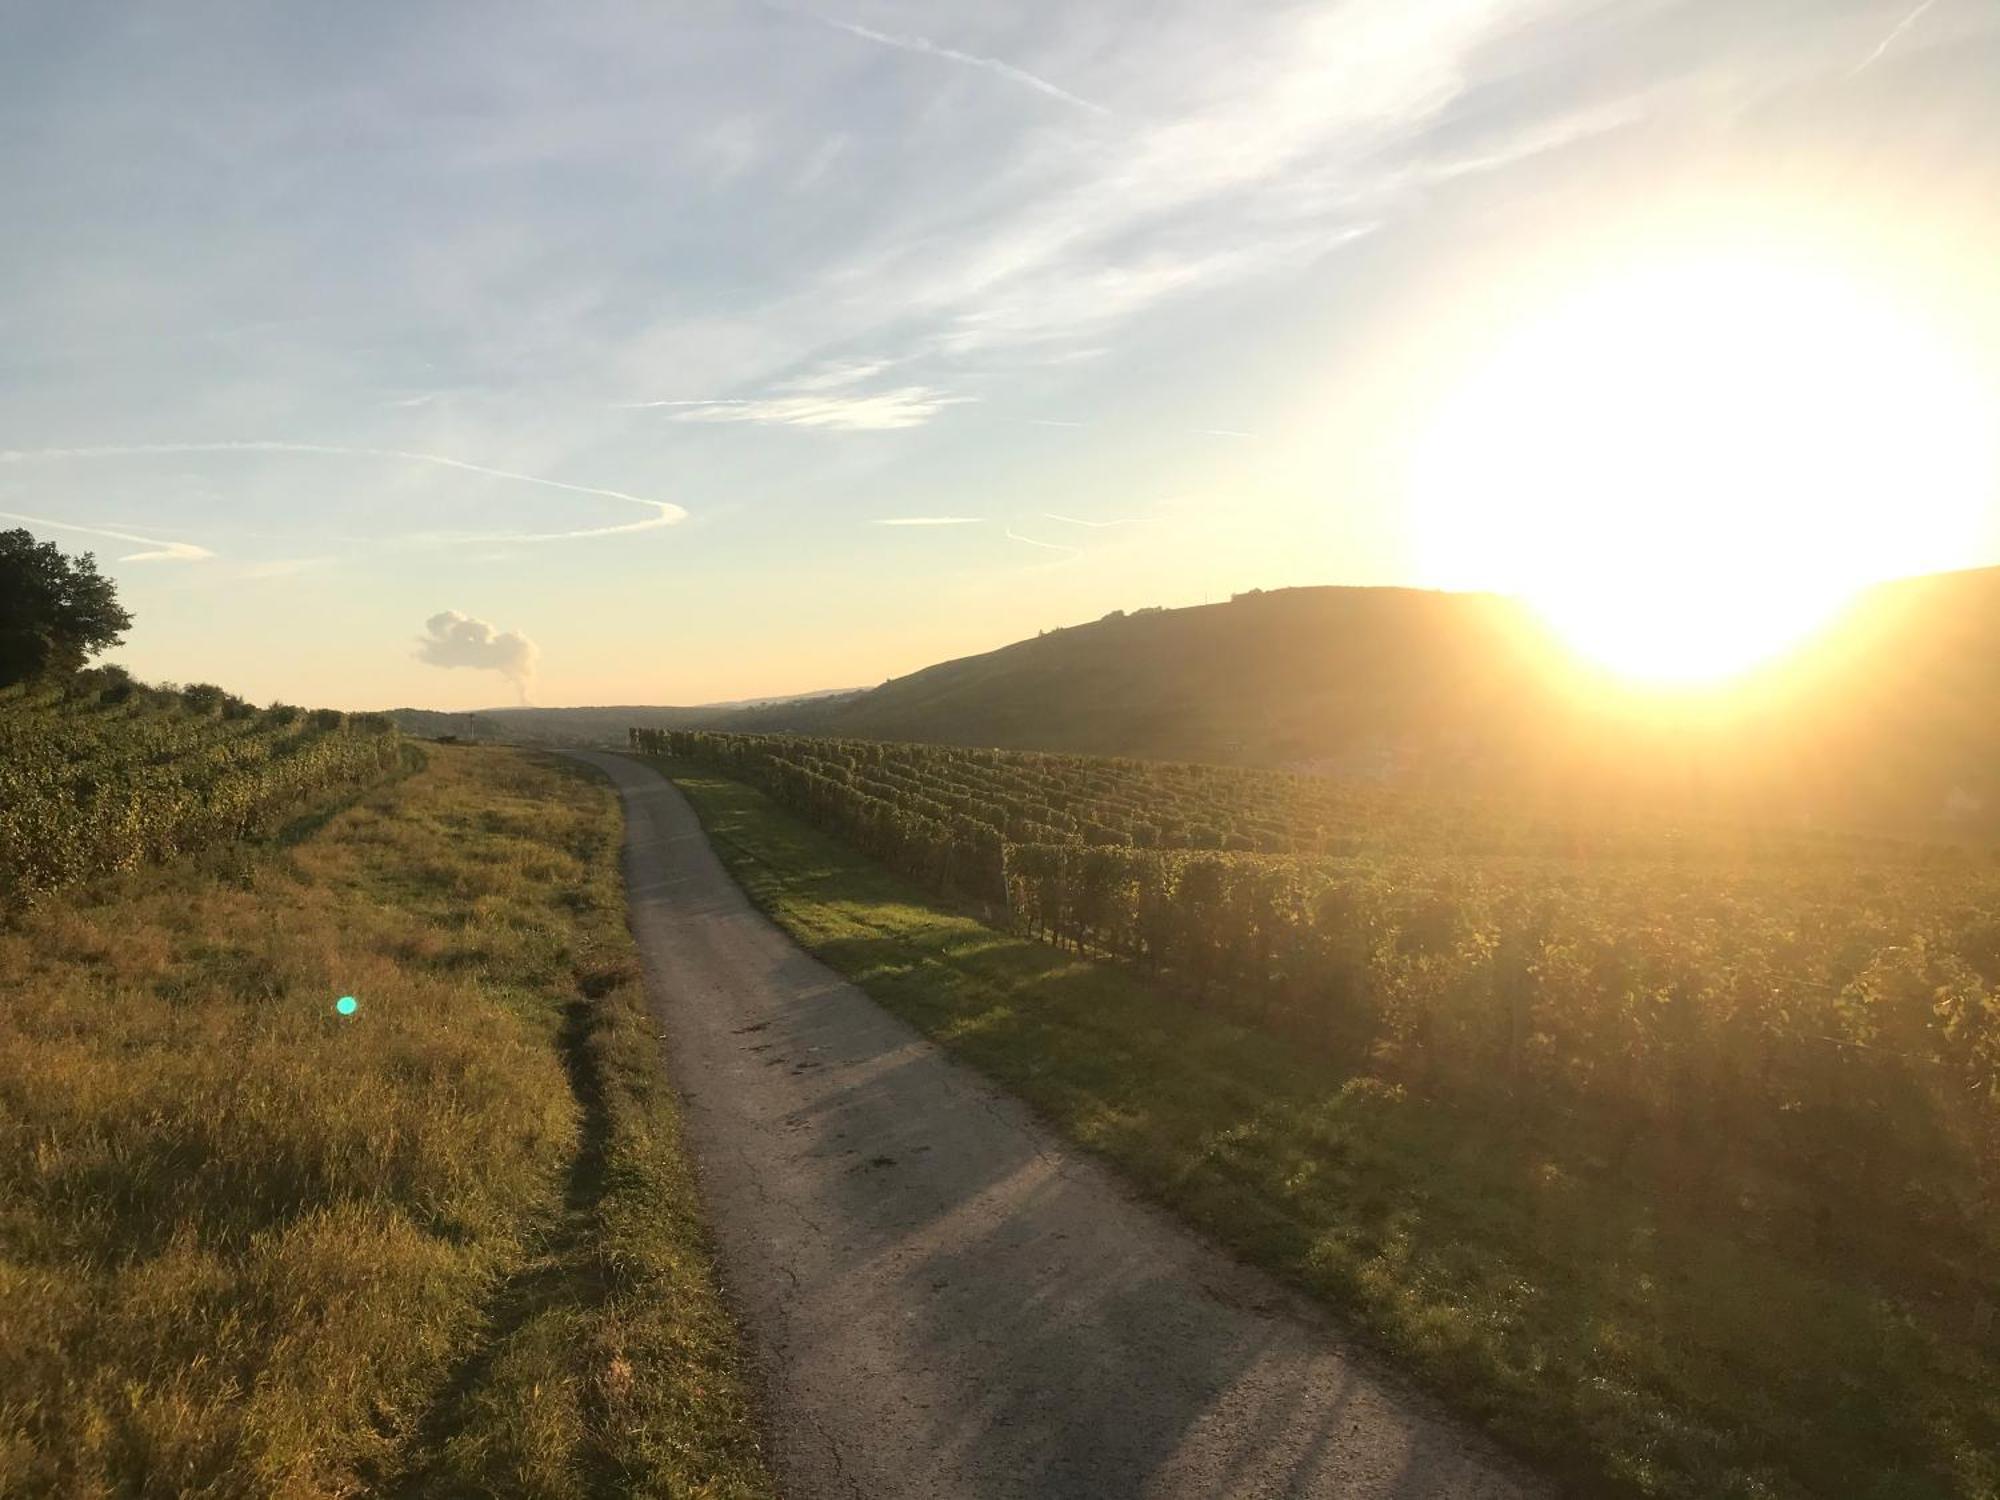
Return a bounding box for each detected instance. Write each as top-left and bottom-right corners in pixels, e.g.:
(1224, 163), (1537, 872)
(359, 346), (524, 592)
(0, 745), (771, 1499)
(656, 760), (1999, 1500)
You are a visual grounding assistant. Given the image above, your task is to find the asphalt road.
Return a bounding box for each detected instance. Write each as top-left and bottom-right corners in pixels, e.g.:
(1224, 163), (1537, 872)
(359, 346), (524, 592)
(572, 750), (1540, 1500)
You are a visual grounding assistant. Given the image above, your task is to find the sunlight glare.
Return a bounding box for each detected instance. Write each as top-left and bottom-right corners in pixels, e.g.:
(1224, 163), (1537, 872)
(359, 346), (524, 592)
(1412, 253), (1996, 683)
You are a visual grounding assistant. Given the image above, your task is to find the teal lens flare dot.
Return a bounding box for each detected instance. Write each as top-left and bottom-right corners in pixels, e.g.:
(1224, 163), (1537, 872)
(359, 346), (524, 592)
(335, 995), (358, 1017)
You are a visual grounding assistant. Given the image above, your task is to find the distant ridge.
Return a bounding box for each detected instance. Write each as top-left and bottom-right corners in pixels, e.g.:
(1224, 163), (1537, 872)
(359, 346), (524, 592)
(386, 687), (861, 748)
(726, 569), (2000, 838)
(395, 568), (2000, 837)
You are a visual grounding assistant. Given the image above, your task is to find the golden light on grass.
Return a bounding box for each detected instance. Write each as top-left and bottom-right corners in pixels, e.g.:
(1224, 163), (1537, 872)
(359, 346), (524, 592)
(1413, 250), (1996, 684)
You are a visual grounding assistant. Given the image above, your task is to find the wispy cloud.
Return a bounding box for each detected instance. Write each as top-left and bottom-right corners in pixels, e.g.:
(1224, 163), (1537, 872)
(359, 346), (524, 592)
(781, 358), (895, 392)
(0, 508), (213, 562)
(796, 10), (1110, 116)
(613, 399), (754, 410)
(1420, 97), (1650, 184)
(804, 0), (1583, 366)
(0, 442), (686, 540)
(1029, 419), (1090, 428)
(872, 516), (982, 526)
(1041, 512), (1141, 528)
(1853, 0), (1939, 72)
(665, 386), (972, 431)
(1004, 525), (1081, 555)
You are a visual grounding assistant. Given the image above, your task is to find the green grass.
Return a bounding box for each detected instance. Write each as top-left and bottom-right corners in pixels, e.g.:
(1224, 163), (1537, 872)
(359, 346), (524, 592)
(654, 759), (2000, 1500)
(0, 746), (771, 1499)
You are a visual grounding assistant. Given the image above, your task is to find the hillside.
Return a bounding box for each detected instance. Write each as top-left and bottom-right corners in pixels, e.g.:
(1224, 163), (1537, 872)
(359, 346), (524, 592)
(731, 587), (1548, 768)
(389, 569), (2000, 838)
(731, 570), (2000, 838)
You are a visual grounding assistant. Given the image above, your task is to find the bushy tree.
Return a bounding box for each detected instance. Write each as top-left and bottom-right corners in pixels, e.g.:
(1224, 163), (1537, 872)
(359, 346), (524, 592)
(0, 529), (133, 686)
(181, 682), (229, 714)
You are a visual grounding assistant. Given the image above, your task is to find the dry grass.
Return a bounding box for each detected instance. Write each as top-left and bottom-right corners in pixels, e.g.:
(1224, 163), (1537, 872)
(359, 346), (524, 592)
(0, 746), (770, 1498)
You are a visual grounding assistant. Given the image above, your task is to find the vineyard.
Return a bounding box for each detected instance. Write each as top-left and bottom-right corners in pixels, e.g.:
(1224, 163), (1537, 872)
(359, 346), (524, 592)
(1, 671), (404, 905)
(635, 728), (2000, 1280)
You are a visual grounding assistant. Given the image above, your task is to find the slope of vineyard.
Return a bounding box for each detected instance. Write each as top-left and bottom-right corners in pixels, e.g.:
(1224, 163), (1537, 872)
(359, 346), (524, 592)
(634, 730), (2000, 1306)
(0, 671), (403, 905)
(638, 731), (2000, 1497)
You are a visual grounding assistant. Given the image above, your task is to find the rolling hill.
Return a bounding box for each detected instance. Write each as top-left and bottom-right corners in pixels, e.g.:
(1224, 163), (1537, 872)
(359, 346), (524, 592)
(393, 568), (2000, 839)
(731, 569), (2000, 837)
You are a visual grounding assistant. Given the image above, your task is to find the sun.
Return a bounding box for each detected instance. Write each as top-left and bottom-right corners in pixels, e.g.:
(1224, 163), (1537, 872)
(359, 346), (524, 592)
(1411, 252), (1996, 684)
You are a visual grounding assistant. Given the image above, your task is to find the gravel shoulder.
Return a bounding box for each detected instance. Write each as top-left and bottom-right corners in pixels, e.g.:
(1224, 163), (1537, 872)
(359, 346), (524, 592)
(571, 750), (1540, 1500)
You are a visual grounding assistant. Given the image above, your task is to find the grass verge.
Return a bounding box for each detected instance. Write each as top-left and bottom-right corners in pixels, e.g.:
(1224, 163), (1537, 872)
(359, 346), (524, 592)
(0, 745), (771, 1499)
(654, 759), (1999, 1500)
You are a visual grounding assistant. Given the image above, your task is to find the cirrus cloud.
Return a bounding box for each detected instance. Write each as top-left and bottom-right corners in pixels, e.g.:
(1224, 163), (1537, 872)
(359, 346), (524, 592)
(625, 385), (973, 431)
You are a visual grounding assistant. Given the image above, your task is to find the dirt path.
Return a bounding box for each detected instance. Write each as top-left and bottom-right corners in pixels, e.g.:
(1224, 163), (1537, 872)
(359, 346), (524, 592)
(573, 751), (1540, 1500)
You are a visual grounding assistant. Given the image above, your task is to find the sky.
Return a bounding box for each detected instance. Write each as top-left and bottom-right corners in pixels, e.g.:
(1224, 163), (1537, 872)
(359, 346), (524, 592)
(2, 0), (1997, 709)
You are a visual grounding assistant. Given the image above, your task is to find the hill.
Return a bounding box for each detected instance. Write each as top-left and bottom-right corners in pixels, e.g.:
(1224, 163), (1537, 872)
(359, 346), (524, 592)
(729, 570), (2000, 839)
(387, 570), (2000, 839)
(729, 586), (1546, 768)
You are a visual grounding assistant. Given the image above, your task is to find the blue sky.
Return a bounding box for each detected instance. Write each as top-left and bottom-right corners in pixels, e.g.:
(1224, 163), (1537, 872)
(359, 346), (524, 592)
(3, 0), (1996, 707)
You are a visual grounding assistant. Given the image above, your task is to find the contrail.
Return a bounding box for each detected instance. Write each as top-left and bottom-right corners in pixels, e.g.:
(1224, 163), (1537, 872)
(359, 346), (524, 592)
(0, 441), (687, 539)
(0, 508), (212, 562)
(1853, 0), (1939, 72)
(783, 7), (1109, 116)
(1005, 526), (1082, 555)
(1042, 512), (1140, 528)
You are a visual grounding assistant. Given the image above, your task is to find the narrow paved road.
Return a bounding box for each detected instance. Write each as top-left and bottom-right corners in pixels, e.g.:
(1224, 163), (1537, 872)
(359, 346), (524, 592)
(572, 752), (1540, 1500)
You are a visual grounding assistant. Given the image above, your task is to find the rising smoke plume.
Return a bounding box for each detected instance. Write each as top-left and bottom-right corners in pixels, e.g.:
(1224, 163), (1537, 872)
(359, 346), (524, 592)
(415, 611), (539, 703)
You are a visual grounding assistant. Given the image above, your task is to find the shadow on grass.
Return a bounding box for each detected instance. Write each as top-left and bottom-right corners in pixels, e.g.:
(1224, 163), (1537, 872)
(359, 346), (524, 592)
(374, 997), (617, 1499)
(661, 761), (2000, 1500)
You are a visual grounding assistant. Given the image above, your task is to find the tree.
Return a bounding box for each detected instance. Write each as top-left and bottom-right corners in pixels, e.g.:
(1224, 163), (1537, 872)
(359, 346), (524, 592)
(0, 529), (134, 686)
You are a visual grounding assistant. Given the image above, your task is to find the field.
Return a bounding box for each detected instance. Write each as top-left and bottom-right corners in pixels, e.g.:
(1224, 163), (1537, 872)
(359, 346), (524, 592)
(638, 732), (2000, 1499)
(1, 671), (404, 905)
(0, 741), (770, 1498)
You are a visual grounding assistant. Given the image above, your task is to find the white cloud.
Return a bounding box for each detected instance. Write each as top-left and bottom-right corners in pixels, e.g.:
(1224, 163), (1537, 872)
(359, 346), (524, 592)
(0, 508), (213, 562)
(872, 515), (982, 525)
(784, 0), (1582, 370)
(415, 610), (539, 703)
(780, 358), (895, 392)
(667, 385), (972, 431)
